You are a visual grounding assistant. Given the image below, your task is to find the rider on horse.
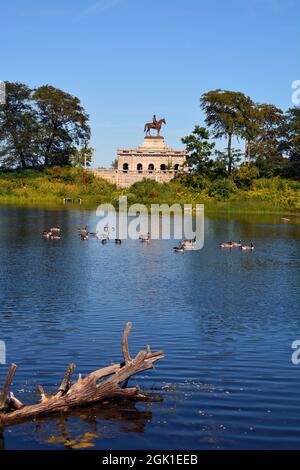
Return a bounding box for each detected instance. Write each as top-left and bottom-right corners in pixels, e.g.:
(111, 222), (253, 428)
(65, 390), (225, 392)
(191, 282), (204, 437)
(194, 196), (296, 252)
(144, 115), (166, 136)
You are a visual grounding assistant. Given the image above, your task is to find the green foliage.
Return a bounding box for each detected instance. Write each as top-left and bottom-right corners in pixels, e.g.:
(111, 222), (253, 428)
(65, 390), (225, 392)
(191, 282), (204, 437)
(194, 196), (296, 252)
(33, 85), (90, 167)
(0, 81), (90, 170)
(111, 158), (118, 169)
(250, 103), (285, 161)
(198, 89), (298, 178)
(0, 168), (117, 207)
(0, 82), (39, 169)
(284, 107), (300, 159)
(215, 148), (243, 173)
(176, 173), (209, 191)
(232, 165), (260, 188)
(200, 89), (254, 173)
(0, 170), (299, 212)
(70, 147), (94, 168)
(251, 176), (289, 191)
(208, 178), (237, 200)
(181, 126), (215, 174)
(129, 179), (175, 205)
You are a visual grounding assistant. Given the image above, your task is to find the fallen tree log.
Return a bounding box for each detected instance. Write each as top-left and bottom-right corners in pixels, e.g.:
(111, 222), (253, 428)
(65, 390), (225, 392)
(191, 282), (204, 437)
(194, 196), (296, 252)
(0, 322), (164, 427)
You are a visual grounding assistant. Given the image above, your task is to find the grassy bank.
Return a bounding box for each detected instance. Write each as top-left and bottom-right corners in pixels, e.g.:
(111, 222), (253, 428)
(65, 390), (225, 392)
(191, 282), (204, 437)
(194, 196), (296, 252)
(0, 167), (299, 214)
(0, 167), (120, 209)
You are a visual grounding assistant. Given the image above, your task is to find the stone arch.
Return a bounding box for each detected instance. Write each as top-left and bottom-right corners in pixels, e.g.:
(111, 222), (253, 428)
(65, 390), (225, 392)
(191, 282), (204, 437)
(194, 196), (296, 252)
(160, 163), (166, 172)
(137, 163), (143, 173)
(123, 163), (129, 173)
(174, 164), (180, 172)
(148, 163), (154, 173)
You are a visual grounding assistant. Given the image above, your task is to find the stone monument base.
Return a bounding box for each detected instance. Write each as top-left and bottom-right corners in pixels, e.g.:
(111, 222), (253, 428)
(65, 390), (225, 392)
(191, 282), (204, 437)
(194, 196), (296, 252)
(93, 135), (187, 188)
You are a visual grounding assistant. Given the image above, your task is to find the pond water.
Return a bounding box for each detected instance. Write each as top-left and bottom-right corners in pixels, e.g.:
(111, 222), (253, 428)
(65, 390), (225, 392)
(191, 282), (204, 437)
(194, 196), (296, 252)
(0, 206), (299, 450)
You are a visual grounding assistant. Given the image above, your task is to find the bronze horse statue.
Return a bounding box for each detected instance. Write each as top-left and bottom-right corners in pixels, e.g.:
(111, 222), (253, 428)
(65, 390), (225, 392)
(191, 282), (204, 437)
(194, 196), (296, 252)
(144, 118), (166, 136)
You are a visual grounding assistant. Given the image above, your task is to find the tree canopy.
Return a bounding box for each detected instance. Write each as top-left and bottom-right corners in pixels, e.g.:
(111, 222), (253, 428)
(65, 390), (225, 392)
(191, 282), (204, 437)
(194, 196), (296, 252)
(190, 89), (300, 181)
(0, 81), (91, 169)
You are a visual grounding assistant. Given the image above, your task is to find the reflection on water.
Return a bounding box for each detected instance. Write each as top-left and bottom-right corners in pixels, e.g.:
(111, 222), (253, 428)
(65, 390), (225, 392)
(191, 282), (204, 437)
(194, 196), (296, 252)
(0, 206), (299, 450)
(0, 400), (153, 450)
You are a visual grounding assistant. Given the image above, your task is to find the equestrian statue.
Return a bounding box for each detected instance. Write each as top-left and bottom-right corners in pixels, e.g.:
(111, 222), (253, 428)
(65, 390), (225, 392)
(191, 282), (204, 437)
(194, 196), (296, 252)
(144, 115), (166, 136)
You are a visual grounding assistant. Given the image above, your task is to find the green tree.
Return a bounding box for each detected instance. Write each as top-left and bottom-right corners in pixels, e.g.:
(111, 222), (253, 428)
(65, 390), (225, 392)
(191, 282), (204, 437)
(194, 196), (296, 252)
(111, 158), (118, 169)
(200, 90), (253, 173)
(280, 107), (300, 179)
(239, 101), (261, 162)
(0, 82), (39, 169)
(232, 164), (260, 188)
(33, 85), (90, 167)
(282, 107), (300, 160)
(181, 126), (215, 175)
(208, 178), (236, 200)
(71, 146), (94, 168)
(252, 104), (284, 161)
(215, 148), (243, 172)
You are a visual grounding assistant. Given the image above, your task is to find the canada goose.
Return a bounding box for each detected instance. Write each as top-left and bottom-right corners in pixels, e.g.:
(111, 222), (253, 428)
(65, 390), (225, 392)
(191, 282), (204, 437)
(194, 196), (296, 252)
(42, 231), (52, 239)
(78, 226), (88, 234)
(104, 224), (115, 232)
(220, 241), (233, 249)
(115, 239), (122, 244)
(181, 239), (195, 249)
(139, 232), (150, 242)
(241, 242), (254, 251)
(174, 246), (185, 253)
(231, 239), (242, 247)
(80, 234), (88, 241)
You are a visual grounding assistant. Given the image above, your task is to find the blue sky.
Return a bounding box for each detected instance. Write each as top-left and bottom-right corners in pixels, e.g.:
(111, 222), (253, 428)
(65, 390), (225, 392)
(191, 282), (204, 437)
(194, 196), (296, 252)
(1, 0), (299, 167)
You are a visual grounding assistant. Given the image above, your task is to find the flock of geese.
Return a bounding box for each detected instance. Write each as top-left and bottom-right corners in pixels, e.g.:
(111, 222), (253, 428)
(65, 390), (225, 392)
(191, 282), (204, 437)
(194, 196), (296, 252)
(42, 226), (61, 241)
(219, 240), (254, 251)
(78, 226), (122, 244)
(42, 224), (122, 244)
(173, 238), (255, 252)
(42, 226), (255, 252)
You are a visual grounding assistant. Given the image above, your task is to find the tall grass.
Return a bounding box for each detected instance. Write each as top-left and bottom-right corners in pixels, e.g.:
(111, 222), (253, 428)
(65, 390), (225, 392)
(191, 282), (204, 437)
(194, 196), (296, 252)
(0, 167), (120, 208)
(0, 169), (299, 213)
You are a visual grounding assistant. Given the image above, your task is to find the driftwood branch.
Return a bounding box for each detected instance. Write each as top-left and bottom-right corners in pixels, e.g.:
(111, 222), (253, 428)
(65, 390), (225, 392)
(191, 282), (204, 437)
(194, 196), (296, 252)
(0, 364), (17, 411)
(9, 393), (23, 410)
(0, 323), (164, 427)
(122, 321), (132, 363)
(55, 363), (76, 398)
(37, 385), (48, 403)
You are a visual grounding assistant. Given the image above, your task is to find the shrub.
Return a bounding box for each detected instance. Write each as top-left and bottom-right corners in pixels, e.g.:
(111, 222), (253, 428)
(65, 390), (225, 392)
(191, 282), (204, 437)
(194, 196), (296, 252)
(232, 165), (260, 188)
(176, 173), (210, 191)
(208, 178), (236, 200)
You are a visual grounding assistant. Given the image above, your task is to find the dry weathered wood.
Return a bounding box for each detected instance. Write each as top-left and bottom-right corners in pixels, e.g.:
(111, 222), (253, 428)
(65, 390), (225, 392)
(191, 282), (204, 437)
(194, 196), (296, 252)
(37, 385), (48, 403)
(122, 321), (132, 363)
(0, 364), (17, 411)
(0, 323), (164, 427)
(55, 363), (76, 398)
(8, 393), (23, 410)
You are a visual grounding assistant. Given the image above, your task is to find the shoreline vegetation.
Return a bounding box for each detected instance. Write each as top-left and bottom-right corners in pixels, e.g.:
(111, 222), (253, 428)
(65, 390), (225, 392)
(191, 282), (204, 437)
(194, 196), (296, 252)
(0, 167), (299, 215)
(0, 82), (299, 214)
